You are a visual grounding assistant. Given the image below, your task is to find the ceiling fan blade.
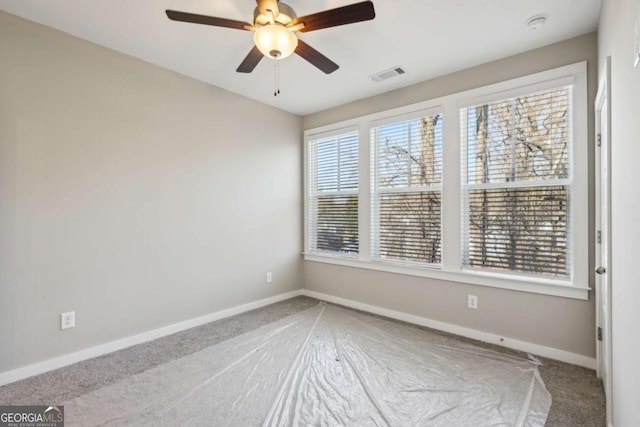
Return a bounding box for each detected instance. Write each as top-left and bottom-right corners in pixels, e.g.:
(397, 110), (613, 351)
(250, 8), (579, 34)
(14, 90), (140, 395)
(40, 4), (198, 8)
(293, 1), (375, 33)
(236, 46), (264, 73)
(257, 0), (280, 18)
(295, 39), (339, 74)
(166, 10), (251, 31)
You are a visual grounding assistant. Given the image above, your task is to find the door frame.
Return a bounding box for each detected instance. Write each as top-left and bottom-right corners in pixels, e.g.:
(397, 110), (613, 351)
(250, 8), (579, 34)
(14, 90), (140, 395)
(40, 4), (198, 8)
(594, 55), (612, 426)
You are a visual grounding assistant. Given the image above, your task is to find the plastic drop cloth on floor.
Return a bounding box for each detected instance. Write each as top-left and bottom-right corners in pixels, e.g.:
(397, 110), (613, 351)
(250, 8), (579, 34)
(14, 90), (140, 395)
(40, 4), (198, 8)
(64, 303), (551, 426)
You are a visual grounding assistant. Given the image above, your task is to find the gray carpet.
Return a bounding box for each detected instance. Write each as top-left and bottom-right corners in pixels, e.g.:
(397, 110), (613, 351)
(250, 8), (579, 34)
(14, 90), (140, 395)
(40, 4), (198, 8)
(0, 296), (605, 426)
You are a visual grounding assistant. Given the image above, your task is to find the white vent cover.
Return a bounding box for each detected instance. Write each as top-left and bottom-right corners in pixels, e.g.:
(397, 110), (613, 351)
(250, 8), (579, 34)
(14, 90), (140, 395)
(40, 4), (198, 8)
(369, 66), (406, 82)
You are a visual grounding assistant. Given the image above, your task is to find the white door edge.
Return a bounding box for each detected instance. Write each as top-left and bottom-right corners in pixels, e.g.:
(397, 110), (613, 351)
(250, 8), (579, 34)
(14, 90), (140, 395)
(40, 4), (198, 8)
(594, 55), (613, 427)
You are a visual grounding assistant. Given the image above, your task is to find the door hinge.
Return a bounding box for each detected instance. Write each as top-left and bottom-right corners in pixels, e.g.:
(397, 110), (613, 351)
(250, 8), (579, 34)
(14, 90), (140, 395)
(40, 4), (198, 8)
(597, 327), (603, 341)
(597, 133), (602, 147)
(597, 230), (602, 244)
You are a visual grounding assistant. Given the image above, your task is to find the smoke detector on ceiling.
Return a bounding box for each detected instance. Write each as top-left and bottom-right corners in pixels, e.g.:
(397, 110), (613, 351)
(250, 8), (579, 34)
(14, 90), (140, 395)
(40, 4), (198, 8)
(369, 66), (406, 82)
(527, 15), (547, 31)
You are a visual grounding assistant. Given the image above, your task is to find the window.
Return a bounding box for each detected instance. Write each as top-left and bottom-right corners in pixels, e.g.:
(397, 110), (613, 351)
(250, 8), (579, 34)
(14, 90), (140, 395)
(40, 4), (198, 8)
(461, 87), (572, 279)
(307, 130), (359, 255)
(372, 113), (443, 265)
(304, 63), (588, 299)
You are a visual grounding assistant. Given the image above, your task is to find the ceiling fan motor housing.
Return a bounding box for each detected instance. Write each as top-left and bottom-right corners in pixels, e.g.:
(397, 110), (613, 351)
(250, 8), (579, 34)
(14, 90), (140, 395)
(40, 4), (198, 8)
(253, 2), (296, 27)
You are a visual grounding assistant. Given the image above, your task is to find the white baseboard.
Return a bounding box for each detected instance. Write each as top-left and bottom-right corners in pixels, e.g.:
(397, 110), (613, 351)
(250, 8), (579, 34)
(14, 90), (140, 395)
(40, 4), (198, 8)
(1, 287), (596, 387)
(0, 290), (303, 387)
(301, 289), (596, 369)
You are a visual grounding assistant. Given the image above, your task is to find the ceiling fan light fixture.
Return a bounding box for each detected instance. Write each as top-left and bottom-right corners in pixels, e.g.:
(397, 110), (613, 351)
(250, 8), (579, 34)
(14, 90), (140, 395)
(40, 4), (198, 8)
(253, 24), (298, 59)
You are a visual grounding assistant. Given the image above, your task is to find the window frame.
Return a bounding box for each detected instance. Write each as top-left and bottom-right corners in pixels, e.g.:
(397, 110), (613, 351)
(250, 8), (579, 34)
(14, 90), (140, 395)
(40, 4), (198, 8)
(370, 108), (445, 268)
(459, 84), (574, 280)
(303, 62), (589, 300)
(305, 126), (360, 257)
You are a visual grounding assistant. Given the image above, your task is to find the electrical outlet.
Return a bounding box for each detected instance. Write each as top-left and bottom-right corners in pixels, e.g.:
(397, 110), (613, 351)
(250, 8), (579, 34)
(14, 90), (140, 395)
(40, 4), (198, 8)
(265, 272), (272, 283)
(467, 295), (478, 310)
(60, 311), (75, 330)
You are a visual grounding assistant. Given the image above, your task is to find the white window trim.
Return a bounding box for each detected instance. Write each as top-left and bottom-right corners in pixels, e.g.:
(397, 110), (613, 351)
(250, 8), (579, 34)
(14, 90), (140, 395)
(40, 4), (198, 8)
(303, 62), (589, 300)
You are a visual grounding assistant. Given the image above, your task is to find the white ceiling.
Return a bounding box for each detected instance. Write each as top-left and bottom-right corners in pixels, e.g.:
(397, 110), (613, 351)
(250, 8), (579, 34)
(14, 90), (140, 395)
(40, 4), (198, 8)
(0, 0), (601, 116)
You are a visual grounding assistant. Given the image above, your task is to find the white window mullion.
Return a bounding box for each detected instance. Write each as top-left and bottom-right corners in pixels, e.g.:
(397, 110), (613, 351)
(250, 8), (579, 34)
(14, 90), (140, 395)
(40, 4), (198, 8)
(466, 179), (571, 191)
(358, 122), (371, 261)
(376, 186), (442, 194)
(443, 102), (461, 273)
(314, 189), (358, 197)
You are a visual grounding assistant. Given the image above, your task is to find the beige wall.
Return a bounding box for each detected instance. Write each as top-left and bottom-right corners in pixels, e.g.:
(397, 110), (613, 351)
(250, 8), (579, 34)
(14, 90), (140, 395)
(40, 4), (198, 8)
(0, 8), (602, 378)
(0, 12), (302, 373)
(303, 33), (598, 358)
(598, 0), (640, 424)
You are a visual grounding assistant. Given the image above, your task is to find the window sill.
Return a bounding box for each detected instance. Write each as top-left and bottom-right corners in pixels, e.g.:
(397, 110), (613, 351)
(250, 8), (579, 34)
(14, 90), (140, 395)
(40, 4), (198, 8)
(303, 253), (590, 300)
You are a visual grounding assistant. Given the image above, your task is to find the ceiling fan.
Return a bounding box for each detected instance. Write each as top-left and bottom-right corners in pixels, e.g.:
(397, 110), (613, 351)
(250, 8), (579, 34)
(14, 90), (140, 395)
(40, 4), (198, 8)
(166, 0), (375, 75)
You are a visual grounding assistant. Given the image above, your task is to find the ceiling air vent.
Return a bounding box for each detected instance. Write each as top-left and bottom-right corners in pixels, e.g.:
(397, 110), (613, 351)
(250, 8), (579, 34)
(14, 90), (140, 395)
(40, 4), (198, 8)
(369, 66), (406, 82)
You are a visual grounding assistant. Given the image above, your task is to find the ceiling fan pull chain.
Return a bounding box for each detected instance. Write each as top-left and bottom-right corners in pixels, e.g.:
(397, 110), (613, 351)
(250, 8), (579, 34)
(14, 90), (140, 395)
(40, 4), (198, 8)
(274, 60), (281, 96)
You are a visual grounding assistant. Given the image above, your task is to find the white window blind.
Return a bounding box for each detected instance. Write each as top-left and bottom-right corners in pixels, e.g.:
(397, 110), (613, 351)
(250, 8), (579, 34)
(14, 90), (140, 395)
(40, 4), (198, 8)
(307, 131), (359, 255)
(461, 86), (572, 278)
(372, 113), (443, 265)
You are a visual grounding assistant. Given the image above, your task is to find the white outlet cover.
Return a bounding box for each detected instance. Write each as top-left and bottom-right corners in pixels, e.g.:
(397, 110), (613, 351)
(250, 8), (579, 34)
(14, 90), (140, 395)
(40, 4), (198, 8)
(61, 311), (75, 330)
(467, 295), (478, 309)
